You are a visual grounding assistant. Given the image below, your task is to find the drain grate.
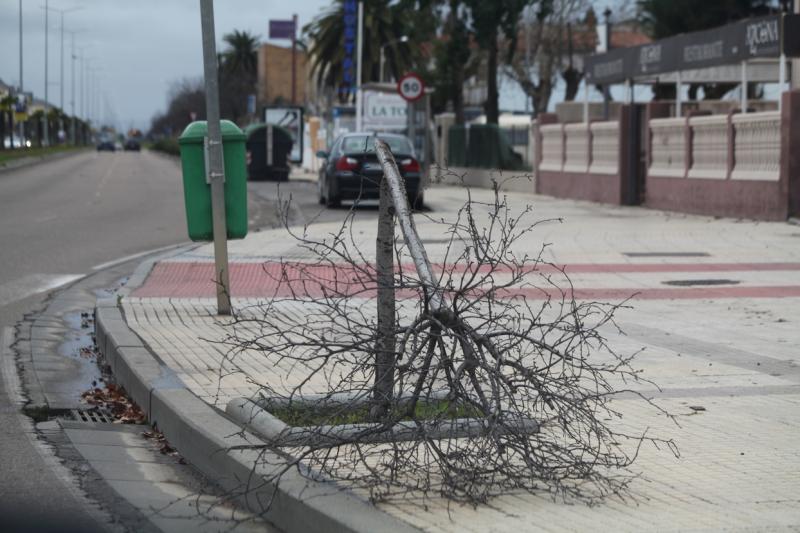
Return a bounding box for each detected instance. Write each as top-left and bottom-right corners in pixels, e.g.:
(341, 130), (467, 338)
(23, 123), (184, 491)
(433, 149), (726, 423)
(662, 279), (741, 287)
(624, 252), (710, 258)
(69, 409), (115, 424)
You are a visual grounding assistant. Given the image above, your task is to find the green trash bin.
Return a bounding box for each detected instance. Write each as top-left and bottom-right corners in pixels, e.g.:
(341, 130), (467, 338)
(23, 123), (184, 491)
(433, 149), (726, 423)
(178, 120), (248, 242)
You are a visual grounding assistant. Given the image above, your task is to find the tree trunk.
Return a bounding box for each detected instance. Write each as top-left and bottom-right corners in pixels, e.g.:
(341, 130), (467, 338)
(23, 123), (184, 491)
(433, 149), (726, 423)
(562, 67), (583, 102)
(0, 112), (6, 151)
(485, 34), (499, 125)
(454, 67), (466, 125)
(373, 177), (396, 419)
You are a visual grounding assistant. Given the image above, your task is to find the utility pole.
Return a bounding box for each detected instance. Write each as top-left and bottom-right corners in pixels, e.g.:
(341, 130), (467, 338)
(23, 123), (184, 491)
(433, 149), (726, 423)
(44, 0), (49, 146)
(19, 0), (23, 94)
(17, 0), (23, 147)
(355, 1), (363, 131)
(602, 7), (612, 120)
(291, 13), (297, 105)
(199, 0), (231, 315)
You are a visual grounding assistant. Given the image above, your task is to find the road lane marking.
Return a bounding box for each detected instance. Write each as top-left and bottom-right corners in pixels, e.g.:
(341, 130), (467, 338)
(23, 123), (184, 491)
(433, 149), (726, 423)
(92, 154), (119, 202)
(90, 242), (191, 271)
(0, 274), (84, 307)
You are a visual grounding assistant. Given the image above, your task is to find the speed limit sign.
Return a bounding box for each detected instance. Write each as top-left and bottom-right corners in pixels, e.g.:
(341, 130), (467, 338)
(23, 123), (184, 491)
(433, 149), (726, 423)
(397, 72), (425, 102)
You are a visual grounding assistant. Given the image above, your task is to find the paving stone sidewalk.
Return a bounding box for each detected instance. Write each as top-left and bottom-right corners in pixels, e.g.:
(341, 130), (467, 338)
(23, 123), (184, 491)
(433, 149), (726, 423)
(120, 186), (800, 532)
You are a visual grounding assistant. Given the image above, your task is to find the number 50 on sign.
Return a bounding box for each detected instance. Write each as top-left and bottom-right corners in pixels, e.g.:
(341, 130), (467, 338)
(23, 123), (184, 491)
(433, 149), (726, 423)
(397, 72), (425, 102)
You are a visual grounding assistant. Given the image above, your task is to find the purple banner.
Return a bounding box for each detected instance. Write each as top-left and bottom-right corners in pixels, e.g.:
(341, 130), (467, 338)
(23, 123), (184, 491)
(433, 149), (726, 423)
(269, 19), (296, 40)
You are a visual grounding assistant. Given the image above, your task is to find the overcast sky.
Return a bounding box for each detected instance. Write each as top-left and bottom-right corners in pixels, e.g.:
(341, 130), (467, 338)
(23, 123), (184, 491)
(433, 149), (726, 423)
(0, 0), (332, 131)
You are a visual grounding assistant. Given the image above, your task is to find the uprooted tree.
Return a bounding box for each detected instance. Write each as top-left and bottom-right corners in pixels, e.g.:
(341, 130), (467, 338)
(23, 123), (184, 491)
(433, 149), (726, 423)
(217, 144), (677, 506)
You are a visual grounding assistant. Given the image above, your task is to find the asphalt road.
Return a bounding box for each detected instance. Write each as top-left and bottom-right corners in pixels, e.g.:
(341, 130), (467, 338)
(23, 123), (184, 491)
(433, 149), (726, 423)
(0, 148), (373, 530)
(0, 149), (193, 530)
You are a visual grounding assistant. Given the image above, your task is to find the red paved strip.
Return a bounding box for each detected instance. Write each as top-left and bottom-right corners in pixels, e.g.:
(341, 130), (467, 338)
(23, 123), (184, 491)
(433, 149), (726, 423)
(132, 261), (800, 301)
(434, 261), (800, 275)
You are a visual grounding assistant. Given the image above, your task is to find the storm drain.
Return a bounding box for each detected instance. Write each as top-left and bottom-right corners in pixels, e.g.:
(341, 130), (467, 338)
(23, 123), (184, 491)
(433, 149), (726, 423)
(624, 252), (711, 258)
(662, 279), (741, 287)
(69, 409), (115, 424)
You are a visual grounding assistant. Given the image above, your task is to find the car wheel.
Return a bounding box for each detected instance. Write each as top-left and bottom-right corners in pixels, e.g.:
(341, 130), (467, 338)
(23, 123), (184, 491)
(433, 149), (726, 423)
(325, 176), (341, 208)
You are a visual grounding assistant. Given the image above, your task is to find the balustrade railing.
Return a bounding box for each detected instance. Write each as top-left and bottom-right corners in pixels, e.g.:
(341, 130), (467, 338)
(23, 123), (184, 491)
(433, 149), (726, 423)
(731, 111), (780, 181)
(688, 115), (729, 180)
(563, 124), (590, 173)
(648, 117), (687, 178)
(539, 124), (564, 172)
(588, 121), (619, 175)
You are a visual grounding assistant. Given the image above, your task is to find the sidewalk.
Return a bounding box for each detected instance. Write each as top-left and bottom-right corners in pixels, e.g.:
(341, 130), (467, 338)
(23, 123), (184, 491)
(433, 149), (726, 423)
(102, 185), (800, 532)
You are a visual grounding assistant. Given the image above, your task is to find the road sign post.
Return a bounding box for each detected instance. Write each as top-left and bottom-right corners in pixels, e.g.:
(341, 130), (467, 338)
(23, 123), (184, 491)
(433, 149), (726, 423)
(199, 0), (231, 315)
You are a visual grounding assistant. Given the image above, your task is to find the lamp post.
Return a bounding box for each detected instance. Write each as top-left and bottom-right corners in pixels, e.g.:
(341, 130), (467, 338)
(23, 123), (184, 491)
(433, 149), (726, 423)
(380, 35), (408, 83)
(43, 0), (49, 146)
(602, 7), (612, 120)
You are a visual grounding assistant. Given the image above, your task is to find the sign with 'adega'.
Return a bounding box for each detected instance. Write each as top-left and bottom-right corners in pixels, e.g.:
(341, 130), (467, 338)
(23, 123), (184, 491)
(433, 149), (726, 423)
(363, 91), (407, 131)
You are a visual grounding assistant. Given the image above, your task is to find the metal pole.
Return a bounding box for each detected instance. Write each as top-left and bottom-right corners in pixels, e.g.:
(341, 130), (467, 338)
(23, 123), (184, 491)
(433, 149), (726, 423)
(199, 0), (231, 315)
(779, 53), (787, 111)
(70, 32), (75, 143)
(602, 8), (612, 120)
(741, 60), (748, 114)
(676, 70), (682, 117)
(355, 1), (363, 131)
(19, 0), (23, 94)
(380, 46), (385, 83)
(794, 0), (800, 90)
(583, 82), (589, 123)
(60, 11), (64, 111)
(291, 13), (297, 105)
(424, 92), (431, 178)
(44, 0), (49, 146)
(18, 0), (23, 145)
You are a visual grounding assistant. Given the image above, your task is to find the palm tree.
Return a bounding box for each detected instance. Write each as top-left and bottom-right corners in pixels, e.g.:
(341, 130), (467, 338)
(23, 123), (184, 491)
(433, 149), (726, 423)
(221, 30), (259, 75)
(219, 30), (259, 123)
(304, 0), (435, 101)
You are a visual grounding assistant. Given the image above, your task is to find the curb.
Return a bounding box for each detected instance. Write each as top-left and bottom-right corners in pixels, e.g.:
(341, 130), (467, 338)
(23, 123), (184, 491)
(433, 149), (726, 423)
(96, 253), (420, 533)
(0, 147), (91, 174)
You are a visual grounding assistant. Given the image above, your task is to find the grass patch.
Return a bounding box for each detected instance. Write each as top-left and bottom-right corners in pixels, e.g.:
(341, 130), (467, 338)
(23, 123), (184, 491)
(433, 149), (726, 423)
(268, 398), (484, 427)
(0, 145), (87, 166)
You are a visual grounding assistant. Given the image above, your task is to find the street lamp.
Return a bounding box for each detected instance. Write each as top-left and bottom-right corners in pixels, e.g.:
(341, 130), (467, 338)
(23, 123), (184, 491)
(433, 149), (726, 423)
(380, 35), (409, 83)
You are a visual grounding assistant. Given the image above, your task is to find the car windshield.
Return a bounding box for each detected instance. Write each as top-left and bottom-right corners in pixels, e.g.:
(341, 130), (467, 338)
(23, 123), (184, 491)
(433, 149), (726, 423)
(340, 135), (413, 155)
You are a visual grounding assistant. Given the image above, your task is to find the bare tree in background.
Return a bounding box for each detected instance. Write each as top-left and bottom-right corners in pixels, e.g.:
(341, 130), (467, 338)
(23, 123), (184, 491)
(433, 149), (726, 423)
(215, 159), (677, 508)
(507, 0), (590, 117)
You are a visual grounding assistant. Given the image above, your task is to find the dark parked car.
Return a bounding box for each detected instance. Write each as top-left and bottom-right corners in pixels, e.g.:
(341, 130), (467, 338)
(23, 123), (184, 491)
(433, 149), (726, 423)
(316, 133), (424, 208)
(96, 138), (115, 152)
(124, 138), (141, 151)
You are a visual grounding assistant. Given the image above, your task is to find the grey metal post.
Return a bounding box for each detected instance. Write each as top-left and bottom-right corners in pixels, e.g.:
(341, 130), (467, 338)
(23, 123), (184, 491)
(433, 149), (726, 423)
(602, 8), (612, 120)
(44, 0), (49, 146)
(676, 70), (682, 117)
(19, 0), (24, 144)
(583, 82), (589, 123)
(70, 32), (75, 144)
(355, 1), (364, 131)
(741, 60), (748, 114)
(780, 52), (787, 111)
(60, 11), (64, 111)
(424, 91), (431, 178)
(794, 0), (800, 90)
(374, 176), (396, 410)
(199, 0), (231, 315)
(19, 0), (22, 94)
